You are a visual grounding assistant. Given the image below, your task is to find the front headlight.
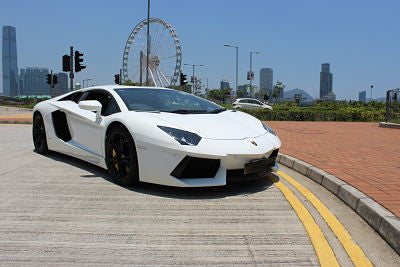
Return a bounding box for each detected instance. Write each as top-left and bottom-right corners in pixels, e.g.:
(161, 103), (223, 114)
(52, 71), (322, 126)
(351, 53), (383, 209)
(261, 122), (277, 136)
(158, 126), (202, 145)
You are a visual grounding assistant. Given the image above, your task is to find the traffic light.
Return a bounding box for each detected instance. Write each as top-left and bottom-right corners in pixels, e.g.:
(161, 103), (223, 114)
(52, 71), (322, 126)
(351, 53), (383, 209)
(52, 75), (58, 85)
(114, 74), (120, 84)
(62, 55), (71, 72)
(180, 73), (187, 85)
(46, 74), (52, 85)
(74, 50), (86, 72)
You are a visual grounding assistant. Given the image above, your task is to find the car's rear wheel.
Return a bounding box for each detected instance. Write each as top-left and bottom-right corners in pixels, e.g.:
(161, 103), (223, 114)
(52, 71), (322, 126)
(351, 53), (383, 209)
(32, 112), (49, 154)
(105, 125), (139, 186)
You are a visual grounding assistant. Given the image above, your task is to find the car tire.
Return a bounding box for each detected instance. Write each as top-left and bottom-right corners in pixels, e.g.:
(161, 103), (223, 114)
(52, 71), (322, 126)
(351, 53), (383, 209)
(32, 112), (49, 154)
(105, 125), (139, 186)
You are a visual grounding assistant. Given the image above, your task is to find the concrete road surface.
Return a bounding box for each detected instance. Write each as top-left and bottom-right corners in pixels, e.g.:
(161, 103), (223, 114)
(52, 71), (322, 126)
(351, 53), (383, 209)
(0, 124), (399, 266)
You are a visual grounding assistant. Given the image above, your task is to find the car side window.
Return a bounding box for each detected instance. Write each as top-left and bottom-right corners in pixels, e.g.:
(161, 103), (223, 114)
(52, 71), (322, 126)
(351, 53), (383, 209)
(249, 99), (261, 105)
(59, 91), (83, 103)
(80, 90), (121, 116)
(239, 99), (248, 103)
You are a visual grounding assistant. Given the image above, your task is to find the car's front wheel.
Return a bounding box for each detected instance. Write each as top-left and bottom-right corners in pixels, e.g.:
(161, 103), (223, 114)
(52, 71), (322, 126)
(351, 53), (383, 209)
(105, 125), (139, 186)
(32, 112), (49, 154)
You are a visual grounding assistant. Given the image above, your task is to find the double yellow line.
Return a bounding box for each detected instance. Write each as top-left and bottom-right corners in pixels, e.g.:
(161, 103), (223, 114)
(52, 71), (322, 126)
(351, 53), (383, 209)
(273, 171), (372, 267)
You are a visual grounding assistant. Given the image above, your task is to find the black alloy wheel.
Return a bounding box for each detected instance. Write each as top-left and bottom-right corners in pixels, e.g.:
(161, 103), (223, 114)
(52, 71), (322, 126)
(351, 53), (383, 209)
(106, 125), (139, 186)
(32, 113), (49, 154)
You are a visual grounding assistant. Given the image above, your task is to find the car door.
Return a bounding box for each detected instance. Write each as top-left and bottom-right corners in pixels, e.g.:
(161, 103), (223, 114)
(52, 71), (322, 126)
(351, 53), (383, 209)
(52, 89), (120, 160)
(248, 99), (263, 109)
(239, 99), (251, 108)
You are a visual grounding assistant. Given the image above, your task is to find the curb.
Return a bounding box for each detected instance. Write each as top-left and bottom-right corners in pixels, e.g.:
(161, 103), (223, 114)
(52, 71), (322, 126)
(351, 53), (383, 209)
(379, 122), (400, 129)
(278, 153), (400, 255)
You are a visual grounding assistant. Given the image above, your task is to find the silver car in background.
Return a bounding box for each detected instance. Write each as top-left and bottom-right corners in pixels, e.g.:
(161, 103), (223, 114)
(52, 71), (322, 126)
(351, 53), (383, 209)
(232, 98), (273, 110)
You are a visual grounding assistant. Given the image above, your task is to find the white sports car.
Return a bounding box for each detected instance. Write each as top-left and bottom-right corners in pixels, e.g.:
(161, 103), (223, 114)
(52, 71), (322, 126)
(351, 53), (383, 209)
(32, 86), (280, 187)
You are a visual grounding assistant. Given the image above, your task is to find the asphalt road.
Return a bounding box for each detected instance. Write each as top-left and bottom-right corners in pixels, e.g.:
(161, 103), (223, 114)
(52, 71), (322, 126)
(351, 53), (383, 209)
(0, 124), (399, 266)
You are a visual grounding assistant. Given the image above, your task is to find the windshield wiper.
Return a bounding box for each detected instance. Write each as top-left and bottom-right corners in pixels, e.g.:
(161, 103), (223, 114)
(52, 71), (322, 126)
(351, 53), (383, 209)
(133, 110), (161, 113)
(163, 109), (208, 114)
(207, 108), (226, 114)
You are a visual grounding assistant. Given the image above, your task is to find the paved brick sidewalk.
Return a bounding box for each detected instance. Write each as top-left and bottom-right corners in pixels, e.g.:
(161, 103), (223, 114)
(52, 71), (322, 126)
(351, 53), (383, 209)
(268, 121), (400, 217)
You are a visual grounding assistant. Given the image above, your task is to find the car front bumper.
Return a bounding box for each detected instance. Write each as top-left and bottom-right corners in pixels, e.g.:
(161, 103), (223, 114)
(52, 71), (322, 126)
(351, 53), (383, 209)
(134, 132), (281, 187)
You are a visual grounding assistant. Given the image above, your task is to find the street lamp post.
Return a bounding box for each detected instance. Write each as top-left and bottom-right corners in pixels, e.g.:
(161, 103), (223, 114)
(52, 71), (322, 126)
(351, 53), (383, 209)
(224, 44), (239, 96)
(370, 85), (374, 102)
(184, 63), (204, 95)
(249, 51), (259, 97)
(146, 0), (151, 86)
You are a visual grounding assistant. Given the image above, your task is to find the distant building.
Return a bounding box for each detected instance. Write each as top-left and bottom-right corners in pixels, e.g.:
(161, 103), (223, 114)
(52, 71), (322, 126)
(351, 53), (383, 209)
(359, 90), (366, 102)
(220, 79), (230, 90)
(320, 63), (333, 99)
(260, 68), (273, 95)
(53, 72), (69, 96)
(2, 26), (19, 96)
(20, 67), (49, 96)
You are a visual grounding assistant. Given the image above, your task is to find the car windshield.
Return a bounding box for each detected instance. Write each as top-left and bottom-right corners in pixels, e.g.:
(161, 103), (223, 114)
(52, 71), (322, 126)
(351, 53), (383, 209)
(115, 88), (226, 114)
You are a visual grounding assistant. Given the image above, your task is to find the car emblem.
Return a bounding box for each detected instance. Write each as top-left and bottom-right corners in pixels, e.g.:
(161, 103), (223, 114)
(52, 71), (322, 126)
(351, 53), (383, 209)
(251, 141), (257, 146)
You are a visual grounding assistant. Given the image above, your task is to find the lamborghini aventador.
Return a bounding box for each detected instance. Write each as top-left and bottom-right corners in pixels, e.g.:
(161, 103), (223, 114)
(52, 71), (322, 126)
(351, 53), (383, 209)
(32, 86), (280, 187)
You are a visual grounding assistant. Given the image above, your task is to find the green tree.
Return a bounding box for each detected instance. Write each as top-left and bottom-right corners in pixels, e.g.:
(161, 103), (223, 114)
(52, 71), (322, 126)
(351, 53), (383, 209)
(207, 88), (231, 103)
(208, 89), (224, 102)
(272, 81), (285, 103)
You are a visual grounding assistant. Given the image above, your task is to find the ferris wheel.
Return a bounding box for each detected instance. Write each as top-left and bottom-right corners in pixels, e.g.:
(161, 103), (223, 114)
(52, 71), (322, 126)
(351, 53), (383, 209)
(122, 18), (182, 87)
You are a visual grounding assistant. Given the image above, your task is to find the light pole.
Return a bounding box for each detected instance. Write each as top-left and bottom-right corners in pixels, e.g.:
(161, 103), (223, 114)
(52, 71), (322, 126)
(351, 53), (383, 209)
(146, 0), (151, 86)
(249, 51), (259, 97)
(184, 63), (204, 95)
(224, 44), (238, 96)
(370, 85), (374, 102)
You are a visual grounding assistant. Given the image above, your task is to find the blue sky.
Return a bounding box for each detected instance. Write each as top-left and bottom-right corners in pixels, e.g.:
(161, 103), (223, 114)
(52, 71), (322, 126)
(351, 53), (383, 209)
(1, 0), (399, 100)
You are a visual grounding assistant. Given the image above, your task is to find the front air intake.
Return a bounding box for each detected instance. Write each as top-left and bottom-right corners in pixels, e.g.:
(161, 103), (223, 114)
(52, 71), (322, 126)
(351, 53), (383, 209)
(171, 156), (220, 179)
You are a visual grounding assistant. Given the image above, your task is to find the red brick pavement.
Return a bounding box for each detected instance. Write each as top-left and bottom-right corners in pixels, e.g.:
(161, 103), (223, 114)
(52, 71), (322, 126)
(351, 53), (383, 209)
(268, 121), (400, 217)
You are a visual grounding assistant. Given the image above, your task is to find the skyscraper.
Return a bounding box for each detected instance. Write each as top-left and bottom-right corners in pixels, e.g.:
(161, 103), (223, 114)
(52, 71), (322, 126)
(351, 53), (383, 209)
(2, 26), (18, 96)
(260, 68), (273, 95)
(320, 63), (333, 99)
(359, 90), (367, 103)
(20, 67), (49, 96)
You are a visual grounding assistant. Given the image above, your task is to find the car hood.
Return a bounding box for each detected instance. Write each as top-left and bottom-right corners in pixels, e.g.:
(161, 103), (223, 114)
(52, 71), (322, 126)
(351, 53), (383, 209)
(145, 110), (267, 140)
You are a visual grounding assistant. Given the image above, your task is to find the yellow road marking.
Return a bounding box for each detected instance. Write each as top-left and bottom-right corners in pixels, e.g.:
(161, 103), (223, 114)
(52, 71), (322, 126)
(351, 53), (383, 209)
(273, 180), (339, 267)
(277, 171), (373, 267)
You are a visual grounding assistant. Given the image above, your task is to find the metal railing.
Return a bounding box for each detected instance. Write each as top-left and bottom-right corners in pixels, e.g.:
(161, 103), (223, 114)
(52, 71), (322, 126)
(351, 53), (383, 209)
(386, 88), (400, 123)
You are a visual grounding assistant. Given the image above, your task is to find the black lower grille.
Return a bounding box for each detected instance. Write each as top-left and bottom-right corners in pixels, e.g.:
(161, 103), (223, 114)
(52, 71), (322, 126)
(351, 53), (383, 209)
(227, 149), (279, 182)
(227, 169), (272, 182)
(171, 156), (220, 179)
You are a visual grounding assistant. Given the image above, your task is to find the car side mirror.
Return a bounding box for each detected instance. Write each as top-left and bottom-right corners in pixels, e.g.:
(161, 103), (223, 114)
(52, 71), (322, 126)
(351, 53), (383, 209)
(78, 100), (102, 119)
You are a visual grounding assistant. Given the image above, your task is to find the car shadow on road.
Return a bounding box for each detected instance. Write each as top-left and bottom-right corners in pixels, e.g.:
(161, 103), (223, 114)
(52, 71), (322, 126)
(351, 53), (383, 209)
(44, 151), (278, 200)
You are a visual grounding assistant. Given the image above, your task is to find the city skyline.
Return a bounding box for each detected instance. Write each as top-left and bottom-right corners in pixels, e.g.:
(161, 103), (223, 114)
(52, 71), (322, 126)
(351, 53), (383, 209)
(1, 1), (399, 100)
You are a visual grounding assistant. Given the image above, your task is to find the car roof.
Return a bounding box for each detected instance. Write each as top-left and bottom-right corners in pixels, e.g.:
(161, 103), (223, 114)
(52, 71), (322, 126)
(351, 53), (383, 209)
(236, 98), (261, 101)
(80, 85), (174, 93)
